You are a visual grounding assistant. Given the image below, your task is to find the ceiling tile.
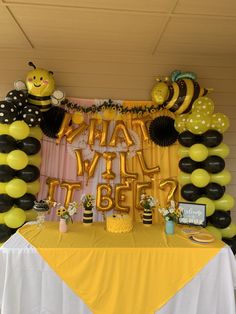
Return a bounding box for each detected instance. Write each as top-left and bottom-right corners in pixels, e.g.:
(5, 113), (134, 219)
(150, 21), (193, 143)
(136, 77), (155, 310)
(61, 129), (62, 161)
(10, 6), (167, 52)
(0, 6), (30, 48)
(5, 0), (176, 13)
(174, 0), (236, 16)
(157, 16), (236, 56)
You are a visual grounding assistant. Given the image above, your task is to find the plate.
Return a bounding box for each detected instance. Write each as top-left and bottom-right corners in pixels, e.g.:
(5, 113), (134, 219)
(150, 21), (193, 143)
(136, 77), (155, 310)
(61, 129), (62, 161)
(181, 228), (200, 235)
(192, 233), (215, 243)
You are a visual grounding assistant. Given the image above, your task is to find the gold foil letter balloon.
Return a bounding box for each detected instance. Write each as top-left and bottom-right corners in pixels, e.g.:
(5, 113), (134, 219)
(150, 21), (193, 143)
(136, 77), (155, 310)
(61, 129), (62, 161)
(96, 184), (114, 212)
(114, 181), (131, 212)
(159, 178), (178, 205)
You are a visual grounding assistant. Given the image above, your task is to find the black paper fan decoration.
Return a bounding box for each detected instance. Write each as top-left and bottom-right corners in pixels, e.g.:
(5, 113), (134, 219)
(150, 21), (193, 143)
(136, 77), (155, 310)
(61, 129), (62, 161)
(40, 106), (66, 138)
(149, 116), (179, 146)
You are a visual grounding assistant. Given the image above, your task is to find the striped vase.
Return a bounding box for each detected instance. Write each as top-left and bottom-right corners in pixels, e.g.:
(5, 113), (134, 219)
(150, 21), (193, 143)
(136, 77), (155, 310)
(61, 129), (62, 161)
(143, 208), (152, 226)
(83, 207), (93, 226)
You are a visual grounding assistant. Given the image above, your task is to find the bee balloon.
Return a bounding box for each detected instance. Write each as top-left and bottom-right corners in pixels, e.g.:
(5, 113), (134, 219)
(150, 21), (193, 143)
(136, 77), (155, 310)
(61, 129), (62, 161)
(151, 70), (209, 115)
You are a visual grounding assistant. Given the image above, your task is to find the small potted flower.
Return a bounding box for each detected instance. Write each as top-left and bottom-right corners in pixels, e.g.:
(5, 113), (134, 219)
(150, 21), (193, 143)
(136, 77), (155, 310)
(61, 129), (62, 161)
(81, 194), (95, 226)
(139, 193), (157, 226)
(57, 201), (78, 233)
(159, 200), (183, 234)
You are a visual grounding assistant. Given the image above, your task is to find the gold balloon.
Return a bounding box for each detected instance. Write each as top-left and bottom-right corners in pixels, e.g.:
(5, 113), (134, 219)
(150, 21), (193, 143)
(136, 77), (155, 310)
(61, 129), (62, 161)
(96, 183), (114, 212)
(72, 112), (84, 124)
(28, 153), (41, 167)
(0, 123), (9, 135)
(131, 119), (149, 142)
(4, 207), (26, 228)
(114, 181), (131, 212)
(7, 150), (28, 170)
(88, 119), (109, 146)
(120, 152), (138, 180)
(56, 112), (72, 144)
(84, 152), (102, 183)
(60, 181), (82, 208)
(27, 180), (40, 194)
(135, 181), (152, 211)
(159, 178), (178, 205)
(46, 177), (60, 204)
(66, 121), (88, 144)
(109, 120), (134, 147)
(208, 143), (230, 159)
(74, 149), (84, 177)
(136, 150), (160, 177)
(29, 126), (43, 140)
(102, 152), (116, 180)
(9, 121), (30, 140)
(6, 179), (27, 198)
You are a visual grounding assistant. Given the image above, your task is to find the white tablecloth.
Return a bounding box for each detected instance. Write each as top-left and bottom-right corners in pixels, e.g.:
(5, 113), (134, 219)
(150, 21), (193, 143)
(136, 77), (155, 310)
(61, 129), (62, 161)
(1, 231), (236, 314)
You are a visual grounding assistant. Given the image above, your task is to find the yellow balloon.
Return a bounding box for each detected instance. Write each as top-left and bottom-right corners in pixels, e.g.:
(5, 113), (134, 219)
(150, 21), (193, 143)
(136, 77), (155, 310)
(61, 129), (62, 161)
(9, 121), (30, 140)
(28, 153), (41, 167)
(25, 209), (37, 221)
(196, 197), (215, 217)
(174, 114), (188, 133)
(206, 225), (222, 240)
(103, 109), (116, 120)
(4, 207), (26, 228)
(29, 127), (43, 140)
(189, 144), (208, 162)
(191, 169), (210, 187)
(178, 146), (189, 158)
(214, 194), (235, 211)
(0, 123), (9, 135)
(208, 143), (229, 158)
(27, 180), (40, 194)
(211, 113), (230, 133)
(192, 97), (215, 115)
(220, 222), (236, 238)
(211, 170), (232, 186)
(0, 212), (5, 224)
(0, 153), (7, 165)
(178, 171), (191, 186)
(186, 112), (211, 135)
(7, 150), (28, 170)
(6, 179), (27, 198)
(151, 81), (169, 105)
(0, 183), (6, 193)
(72, 112), (84, 124)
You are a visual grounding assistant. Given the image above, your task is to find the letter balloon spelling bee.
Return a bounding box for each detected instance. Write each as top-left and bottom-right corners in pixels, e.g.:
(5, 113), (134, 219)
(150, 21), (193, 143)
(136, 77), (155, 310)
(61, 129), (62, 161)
(5, 62), (66, 138)
(151, 70), (209, 115)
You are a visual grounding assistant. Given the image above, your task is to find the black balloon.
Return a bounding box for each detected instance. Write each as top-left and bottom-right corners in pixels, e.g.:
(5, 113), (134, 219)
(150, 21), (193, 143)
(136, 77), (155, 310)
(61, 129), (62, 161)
(0, 165), (16, 182)
(202, 155), (225, 173)
(15, 193), (36, 210)
(208, 210), (231, 229)
(179, 157), (199, 173)
(22, 105), (42, 127)
(222, 238), (236, 254)
(0, 101), (18, 124)
(178, 131), (200, 147)
(181, 184), (203, 201)
(0, 134), (17, 153)
(17, 165), (40, 182)
(17, 137), (41, 155)
(0, 194), (14, 212)
(204, 182), (225, 200)
(0, 224), (12, 242)
(202, 130), (223, 147)
(5, 89), (28, 110)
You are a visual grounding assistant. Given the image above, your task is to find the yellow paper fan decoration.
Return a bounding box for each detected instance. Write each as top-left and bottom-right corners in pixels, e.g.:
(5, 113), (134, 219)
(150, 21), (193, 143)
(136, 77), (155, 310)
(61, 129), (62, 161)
(72, 112), (84, 124)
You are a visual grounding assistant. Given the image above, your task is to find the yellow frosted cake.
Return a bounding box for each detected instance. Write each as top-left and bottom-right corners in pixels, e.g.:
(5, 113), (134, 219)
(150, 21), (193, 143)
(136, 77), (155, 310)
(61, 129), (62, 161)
(106, 214), (133, 233)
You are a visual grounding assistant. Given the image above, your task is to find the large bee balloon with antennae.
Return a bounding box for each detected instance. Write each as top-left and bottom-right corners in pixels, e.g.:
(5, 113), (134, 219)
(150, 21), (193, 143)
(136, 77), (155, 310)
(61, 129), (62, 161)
(11, 62), (66, 138)
(151, 70), (209, 115)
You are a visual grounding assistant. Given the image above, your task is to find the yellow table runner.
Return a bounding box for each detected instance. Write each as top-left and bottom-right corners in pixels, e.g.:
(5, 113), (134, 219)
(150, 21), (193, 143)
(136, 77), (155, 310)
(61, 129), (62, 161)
(19, 222), (224, 314)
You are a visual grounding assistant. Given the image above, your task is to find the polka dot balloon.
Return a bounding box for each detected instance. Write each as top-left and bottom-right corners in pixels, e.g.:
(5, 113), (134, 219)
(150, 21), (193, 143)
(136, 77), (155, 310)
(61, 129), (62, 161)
(5, 90), (28, 112)
(0, 101), (18, 124)
(192, 96), (215, 115)
(210, 113), (230, 133)
(186, 111), (211, 134)
(22, 105), (42, 127)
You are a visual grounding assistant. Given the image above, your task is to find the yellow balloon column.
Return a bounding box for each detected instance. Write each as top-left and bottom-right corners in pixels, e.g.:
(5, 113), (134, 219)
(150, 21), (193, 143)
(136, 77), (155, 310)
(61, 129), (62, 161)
(0, 91), (42, 243)
(176, 96), (236, 252)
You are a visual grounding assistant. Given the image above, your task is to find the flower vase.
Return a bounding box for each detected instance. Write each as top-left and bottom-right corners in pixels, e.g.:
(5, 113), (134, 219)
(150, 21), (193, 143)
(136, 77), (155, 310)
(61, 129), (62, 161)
(59, 218), (68, 233)
(143, 208), (152, 226)
(165, 220), (174, 235)
(83, 207), (93, 226)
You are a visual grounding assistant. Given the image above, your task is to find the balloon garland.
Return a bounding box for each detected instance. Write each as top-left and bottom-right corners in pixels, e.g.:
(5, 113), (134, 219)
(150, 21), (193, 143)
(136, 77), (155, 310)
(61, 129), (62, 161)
(175, 95), (236, 253)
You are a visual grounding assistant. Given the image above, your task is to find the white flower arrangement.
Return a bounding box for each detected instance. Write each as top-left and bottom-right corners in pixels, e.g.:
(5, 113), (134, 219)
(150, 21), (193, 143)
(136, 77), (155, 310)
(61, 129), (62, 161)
(56, 201), (78, 223)
(140, 193), (157, 211)
(81, 194), (95, 210)
(159, 200), (183, 222)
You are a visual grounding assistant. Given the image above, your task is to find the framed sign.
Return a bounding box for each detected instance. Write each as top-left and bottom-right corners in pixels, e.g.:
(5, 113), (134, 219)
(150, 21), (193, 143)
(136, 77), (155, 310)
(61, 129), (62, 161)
(178, 202), (206, 227)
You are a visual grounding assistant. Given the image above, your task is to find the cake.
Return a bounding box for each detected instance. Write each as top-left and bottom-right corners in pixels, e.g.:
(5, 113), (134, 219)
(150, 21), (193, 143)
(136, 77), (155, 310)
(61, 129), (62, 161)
(106, 214), (133, 233)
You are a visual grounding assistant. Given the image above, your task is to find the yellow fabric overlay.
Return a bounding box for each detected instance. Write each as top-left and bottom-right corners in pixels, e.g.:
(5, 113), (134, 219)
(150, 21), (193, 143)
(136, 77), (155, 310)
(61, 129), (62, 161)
(19, 222), (224, 314)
